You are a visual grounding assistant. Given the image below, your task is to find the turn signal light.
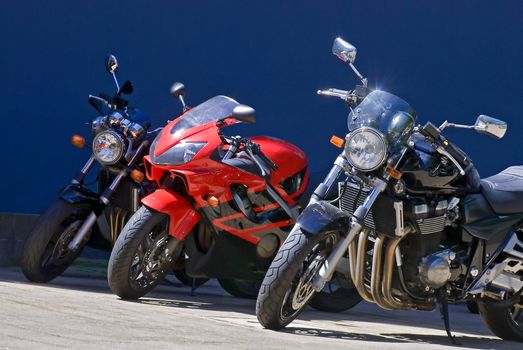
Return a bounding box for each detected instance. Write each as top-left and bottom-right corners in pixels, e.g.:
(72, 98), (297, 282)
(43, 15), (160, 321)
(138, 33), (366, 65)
(387, 167), (403, 180)
(330, 135), (344, 148)
(207, 196), (220, 207)
(71, 134), (86, 148)
(130, 169), (145, 183)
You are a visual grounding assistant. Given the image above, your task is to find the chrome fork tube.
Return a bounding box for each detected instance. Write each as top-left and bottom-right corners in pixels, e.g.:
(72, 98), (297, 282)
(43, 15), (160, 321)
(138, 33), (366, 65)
(68, 212), (97, 250)
(312, 178), (388, 291)
(72, 156), (95, 185)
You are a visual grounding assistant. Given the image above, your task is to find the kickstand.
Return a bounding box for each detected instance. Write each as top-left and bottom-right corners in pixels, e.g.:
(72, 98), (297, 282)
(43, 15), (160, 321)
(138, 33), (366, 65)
(190, 278), (197, 296)
(437, 290), (461, 346)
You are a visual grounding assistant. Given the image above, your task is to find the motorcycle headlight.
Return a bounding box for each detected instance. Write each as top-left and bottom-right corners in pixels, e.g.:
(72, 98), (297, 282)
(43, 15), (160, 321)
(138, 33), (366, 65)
(345, 128), (387, 172)
(150, 141), (207, 166)
(92, 130), (125, 165)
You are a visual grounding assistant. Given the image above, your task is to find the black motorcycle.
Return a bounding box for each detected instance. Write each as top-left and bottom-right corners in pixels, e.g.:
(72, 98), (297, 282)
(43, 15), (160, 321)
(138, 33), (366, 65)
(21, 55), (157, 283)
(256, 37), (523, 343)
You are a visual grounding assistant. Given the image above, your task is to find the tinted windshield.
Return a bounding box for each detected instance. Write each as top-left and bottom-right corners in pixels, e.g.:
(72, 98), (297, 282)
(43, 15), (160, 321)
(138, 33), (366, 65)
(170, 95), (239, 137)
(348, 90), (416, 149)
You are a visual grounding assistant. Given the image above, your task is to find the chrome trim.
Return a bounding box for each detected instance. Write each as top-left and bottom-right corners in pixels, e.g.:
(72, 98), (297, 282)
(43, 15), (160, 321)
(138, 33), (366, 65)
(394, 201), (404, 237)
(344, 127), (387, 172)
(68, 211), (97, 250)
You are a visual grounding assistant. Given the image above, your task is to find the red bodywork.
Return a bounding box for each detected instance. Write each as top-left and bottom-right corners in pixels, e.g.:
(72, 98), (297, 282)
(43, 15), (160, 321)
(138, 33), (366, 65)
(142, 96), (308, 246)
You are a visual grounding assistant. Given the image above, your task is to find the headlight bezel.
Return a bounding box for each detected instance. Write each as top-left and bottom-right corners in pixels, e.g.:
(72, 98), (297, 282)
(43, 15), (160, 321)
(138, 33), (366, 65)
(92, 130), (126, 165)
(345, 127), (388, 172)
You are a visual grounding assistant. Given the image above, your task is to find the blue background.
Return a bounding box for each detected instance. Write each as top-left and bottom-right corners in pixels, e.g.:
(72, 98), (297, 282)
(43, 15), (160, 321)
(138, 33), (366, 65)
(1, 1), (522, 213)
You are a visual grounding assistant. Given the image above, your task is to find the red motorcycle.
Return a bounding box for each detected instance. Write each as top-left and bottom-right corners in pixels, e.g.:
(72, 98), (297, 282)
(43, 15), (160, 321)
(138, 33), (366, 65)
(107, 83), (309, 299)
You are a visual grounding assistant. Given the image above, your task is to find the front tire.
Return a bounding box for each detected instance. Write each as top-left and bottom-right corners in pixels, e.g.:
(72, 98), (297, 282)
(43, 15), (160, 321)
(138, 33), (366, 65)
(21, 199), (89, 283)
(108, 206), (182, 299)
(256, 226), (338, 329)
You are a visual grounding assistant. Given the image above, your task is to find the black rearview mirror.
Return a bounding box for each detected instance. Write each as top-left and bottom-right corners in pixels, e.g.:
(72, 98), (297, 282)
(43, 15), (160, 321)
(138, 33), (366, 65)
(232, 105), (256, 124)
(106, 54), (119, 74)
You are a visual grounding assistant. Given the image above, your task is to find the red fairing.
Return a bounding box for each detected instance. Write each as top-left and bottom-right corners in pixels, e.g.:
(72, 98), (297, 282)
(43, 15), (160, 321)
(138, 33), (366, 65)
(141, 189), (200, 240)
(142, 95), (309, 245)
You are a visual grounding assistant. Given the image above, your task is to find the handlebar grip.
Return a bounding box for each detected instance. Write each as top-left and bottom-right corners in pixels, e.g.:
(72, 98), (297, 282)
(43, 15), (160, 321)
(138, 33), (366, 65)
(442, 138), (468, 167)
(258, 151), (278, 171)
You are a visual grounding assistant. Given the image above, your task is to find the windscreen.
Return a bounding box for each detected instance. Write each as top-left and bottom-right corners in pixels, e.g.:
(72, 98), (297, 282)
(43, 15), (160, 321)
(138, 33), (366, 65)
(170, 95), (239, 137)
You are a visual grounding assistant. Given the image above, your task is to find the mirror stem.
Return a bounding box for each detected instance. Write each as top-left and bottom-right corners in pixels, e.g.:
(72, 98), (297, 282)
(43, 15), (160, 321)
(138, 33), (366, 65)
(348, 62), (367, 87)
(111, 72), (121, 93)
(179, 96), (188, 112)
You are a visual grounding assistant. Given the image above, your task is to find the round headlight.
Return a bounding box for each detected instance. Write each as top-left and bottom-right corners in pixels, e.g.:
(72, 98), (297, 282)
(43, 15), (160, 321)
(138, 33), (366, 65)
(92, 130), (125, 165)
(345, 128), (387, 172)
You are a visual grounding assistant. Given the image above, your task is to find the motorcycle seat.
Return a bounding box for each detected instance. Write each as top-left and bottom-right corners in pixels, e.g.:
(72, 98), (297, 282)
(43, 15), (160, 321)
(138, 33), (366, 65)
(480, 166), (523, 214)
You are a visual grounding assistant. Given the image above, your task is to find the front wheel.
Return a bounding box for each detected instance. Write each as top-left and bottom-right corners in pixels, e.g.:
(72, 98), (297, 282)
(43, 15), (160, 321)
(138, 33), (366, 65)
(21, 199), (90, 283)
(108, 206), (182, 299)
(256, 226), (338, 329)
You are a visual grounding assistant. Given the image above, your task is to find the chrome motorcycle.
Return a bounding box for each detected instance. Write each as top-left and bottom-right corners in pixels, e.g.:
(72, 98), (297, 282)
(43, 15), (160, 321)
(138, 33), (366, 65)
(256, 37), (523, 343)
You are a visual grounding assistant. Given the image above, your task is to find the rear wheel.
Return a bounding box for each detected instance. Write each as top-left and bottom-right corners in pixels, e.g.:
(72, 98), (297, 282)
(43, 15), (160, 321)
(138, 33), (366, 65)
(218, 279), (261, 299)
(309, 271), (362, 312)
(478, 299), (523, 341)
(108, 206), (182, 299)
(21, 199), (90, 283)
(256, 227), (338, 329)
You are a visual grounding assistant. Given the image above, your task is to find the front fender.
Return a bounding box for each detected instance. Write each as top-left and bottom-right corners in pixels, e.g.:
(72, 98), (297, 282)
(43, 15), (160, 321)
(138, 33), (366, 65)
(297, 201), (352, 235)
(60, 184), (102, 212)
(141, 189), (200, 240)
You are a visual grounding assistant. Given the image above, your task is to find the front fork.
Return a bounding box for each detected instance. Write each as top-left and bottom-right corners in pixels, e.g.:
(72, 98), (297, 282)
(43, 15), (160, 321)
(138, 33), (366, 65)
(67, 142), (148, 251)
(311, 179), (387, 291)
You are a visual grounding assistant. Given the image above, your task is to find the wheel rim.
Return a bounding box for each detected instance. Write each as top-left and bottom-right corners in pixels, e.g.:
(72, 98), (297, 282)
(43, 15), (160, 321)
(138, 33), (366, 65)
(279, 233), (336, 321)
(41, 219), (83, 270)
(129, 223), (175, 290)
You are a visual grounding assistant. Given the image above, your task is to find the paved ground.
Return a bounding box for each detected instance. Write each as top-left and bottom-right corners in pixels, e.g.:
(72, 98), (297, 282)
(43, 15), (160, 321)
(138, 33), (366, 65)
(0, 267), (520, 350)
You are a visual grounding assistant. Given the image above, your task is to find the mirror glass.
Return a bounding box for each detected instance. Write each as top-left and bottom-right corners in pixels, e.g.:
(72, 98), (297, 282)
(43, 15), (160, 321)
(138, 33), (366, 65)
(475, 115), (507, 139)
(232, 105), (256, 124)
(106, 54), (119, 73)
(170, 82), (186, 98)
(332, 37), (357, 63)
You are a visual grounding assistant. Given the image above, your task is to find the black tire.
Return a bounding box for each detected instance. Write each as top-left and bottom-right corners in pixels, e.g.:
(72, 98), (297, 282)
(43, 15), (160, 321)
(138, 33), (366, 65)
(173, 269), (208, 288)
(218, 279), (261, 299)
(309, 272), (362, 313)
(107, 206), (181, 299)
(466, 300), (479, 314)
(478, 300), (523, 341)
(21, 199), (89, 283)
(256, 227), (338, 329)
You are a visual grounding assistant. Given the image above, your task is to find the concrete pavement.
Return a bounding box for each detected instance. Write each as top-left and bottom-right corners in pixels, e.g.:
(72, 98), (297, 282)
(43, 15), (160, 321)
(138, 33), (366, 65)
(0, 267), (520, 350)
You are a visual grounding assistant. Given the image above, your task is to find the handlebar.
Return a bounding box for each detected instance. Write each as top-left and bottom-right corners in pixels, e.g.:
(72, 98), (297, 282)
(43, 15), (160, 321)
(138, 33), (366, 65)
(222, 136), (278, 172)
(317, 88), (358, 104)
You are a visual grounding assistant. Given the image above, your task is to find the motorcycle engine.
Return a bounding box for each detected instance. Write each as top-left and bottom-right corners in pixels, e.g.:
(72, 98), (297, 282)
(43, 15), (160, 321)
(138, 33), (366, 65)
(418, 249), (455, 288)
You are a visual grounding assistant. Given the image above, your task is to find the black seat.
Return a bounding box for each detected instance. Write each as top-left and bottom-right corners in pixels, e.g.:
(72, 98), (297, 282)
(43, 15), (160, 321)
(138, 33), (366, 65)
(480, 166), (523, 214)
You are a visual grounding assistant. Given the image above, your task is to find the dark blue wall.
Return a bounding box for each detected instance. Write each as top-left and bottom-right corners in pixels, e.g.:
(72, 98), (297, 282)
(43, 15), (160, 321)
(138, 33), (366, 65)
(1, 1), (523, 213)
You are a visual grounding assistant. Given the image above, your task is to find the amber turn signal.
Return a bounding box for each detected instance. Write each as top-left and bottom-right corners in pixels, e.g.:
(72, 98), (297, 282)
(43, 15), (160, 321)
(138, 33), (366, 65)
(387, 167), (403, 180)
(330, 135), (344, 148)
(71, 134), (86, 148)
(130, 169), (145, 183)
(207, 196), (220, 207)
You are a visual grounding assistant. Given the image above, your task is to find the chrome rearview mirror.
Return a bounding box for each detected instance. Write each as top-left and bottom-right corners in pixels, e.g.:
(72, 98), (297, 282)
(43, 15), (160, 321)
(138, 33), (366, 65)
(474, 115), (507, 139)
(332, 37), (357, 63)
(106, 54), (119, 73)
(331, 37), (367, 87)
